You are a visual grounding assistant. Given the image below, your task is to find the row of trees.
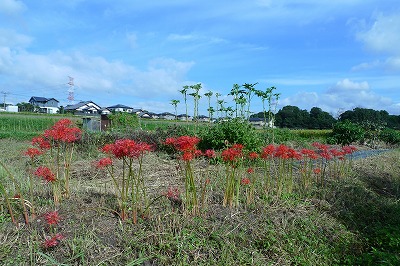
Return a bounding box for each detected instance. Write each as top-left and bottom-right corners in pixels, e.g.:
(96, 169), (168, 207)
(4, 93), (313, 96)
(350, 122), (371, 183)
(171, 83), (280, 125)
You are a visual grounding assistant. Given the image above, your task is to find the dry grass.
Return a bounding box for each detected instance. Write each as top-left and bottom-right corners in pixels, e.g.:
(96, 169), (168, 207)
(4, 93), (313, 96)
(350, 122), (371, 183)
(1, 139), (399, 265)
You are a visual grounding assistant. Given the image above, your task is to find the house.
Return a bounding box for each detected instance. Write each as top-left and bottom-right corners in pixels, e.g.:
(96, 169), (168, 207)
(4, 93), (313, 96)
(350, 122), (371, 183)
(29, 96), (59, 113)
(248, 117), (275, 128)
(158, 112), (175, 120)
(107, 104), (135, 113)
(196, 115), (210, 122)
(29, 97), (59, 108)
(177, 114), (193, 121)
(64, 101), (102, 115)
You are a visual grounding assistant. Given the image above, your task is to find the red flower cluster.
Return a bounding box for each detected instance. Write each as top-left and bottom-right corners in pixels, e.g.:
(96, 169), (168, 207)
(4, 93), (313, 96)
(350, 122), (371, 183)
(164, 187), (181, 201)
(44, 211), (61, 225)
(301, 148), (319, 160)
(165, 136), (201, 161)
(241, 177), (251, 186)
(273, 144), (302, 160)
(96, 157), (113, 169)
(101, 139), (153, 159)
(248, 152), (259, 160)
(42, 233), (64, 249)
(204, 149), (216, 159)
(34, 166), (56, 183)
(32, 136), (51, 150)
(43, 119), (82, 143)
(24, 148), (43, 158)
(221, 144), (244, 163)
(260, 144), (275, 159)
(247, 167), (254, 174)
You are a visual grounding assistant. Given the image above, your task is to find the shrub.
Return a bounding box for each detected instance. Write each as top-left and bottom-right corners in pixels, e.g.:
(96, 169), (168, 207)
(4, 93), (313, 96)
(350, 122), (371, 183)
(198, 118), (262, 151)
(331, 120), (365, 146)
(379, 128), (400, 145)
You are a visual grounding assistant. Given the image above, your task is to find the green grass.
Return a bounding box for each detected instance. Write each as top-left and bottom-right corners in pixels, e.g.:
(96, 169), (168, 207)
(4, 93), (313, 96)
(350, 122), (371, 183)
(0, 113), (79, 140)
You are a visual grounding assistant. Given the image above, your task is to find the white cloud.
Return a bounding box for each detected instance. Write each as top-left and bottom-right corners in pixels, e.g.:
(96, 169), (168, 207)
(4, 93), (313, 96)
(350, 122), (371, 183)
(328, 78), (369, 93)
(0, 0), (26, 15)
(357, 13), (400, 55)
(0, 29), (32, 48)
(354, 13), (400, 72)
(280, 78), (394, 114)
(0, 45), (194, 106)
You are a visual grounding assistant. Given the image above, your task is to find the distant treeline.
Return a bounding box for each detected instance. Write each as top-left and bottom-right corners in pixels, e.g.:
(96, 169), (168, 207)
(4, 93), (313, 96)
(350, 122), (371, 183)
(251, 106), (400, 130)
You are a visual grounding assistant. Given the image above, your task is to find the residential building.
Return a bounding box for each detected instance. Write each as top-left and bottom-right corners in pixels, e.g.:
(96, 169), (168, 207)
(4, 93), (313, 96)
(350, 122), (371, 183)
(107, 104), (135, 113)
(64, 101), (102, 115)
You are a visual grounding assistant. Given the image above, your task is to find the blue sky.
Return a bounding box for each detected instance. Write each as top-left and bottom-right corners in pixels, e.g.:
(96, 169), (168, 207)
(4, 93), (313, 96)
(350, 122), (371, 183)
(1, 0), (400, 116)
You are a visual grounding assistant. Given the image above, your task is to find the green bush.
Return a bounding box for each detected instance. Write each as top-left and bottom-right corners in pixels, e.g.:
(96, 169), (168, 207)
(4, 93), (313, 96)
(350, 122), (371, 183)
(331, 120), (365, 146)
(379, 128), (400, 145)
(198, 118), (262, 151)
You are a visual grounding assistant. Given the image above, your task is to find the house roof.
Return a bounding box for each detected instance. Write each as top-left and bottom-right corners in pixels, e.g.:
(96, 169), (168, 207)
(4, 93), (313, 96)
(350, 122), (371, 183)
(29, 96), (59, 103)
(65, 101), (101, 110)
(107, 104), (133, 109)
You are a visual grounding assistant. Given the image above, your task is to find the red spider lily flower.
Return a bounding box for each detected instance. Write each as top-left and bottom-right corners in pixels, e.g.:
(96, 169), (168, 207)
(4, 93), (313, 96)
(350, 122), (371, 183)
(43, 236), (59, 249)
(164, 187), (181, 201)
(329, 148), (345, 158)
(96, 157), (113, 168)
(320, 151), (332, 160)
(44, 211), (61, 225)
(313, 168), (321, 174)
(241, 177), (251, 186)
(62, 127), (82, 143)
(248, 152), (259, 160)
(342, 145), (357, 154)
(43, 119), (81, 143)
(261, 144), (275, 159)
(34, 166), (56, 183)
(166, 136), (200, 152)
(301, 149), (319, 160)
(288, 148), (302, 160)
(221, 144), (244, 162)
(55, 233), (65, 241)
(105, 139), (152, 159)
(204, 149), (216, 159)
(194, 149), (203, 157)
(32, 136), (51, 150)
(164, 137), (176, 146)
(182, 152), (194, 161)
(101, 143), (115, 154)
(247, 167), (254, 174)
(274, 144), (290, 159)
(312, 142), (329, 151)
(24, 148), (43, 158)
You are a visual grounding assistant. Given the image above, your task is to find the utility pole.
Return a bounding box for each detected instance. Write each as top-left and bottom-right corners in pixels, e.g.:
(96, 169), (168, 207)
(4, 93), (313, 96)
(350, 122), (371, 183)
(67, 76), (75, 104)
(1, 91), (9, 110)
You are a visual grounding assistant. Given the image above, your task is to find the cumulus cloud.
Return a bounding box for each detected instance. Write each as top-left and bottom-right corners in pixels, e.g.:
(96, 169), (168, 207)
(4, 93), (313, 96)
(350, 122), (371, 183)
(0, 46), (194, 105)
(280, 78), (394, 115)
(327, 78), (369, 93)
(355, 13), (400, 72)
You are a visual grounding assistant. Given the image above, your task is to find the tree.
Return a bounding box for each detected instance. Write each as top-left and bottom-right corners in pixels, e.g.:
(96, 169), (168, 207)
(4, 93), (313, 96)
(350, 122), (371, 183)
(204, 90), (213, 123)
(17, 102), (34, 112)
(179, 85), (190, 122)
(190, 83), (202, 120)
(309, 107), (336, 129)
(242, 82), (258, 119)
(170, 99), (180, 120)
(275, 105), (309, 128)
